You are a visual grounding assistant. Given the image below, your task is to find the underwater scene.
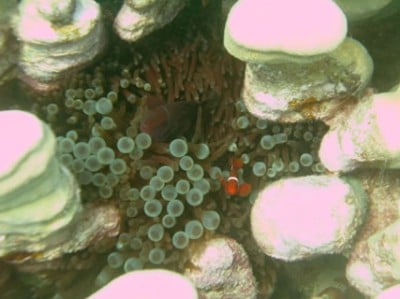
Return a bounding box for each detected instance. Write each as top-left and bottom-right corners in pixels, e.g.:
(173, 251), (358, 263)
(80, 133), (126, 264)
(0, 0), (399, 298)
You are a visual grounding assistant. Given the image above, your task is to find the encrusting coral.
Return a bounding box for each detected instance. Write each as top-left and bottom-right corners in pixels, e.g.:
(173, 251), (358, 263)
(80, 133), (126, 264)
(0, 0), (399, 298)
(344, 170), (400, 297)
(231, 0), (400, 298)
(89, 269), (198, 299)
(0, 110), (82, 257)
(251, 175), (367, 261)
(1, 1), (298, 297)
(184, 237), (264, 299)
(0, 110), (120, 262)
(114, 0), (186, 42)
(375, 284), (400, 299)
(13, 0), (106, 91)
(319, 87), (400, 172)
(224, 0), (373, 122)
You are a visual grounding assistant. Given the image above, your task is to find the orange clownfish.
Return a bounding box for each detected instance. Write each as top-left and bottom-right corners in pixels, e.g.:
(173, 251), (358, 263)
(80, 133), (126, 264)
(221, 158), (252, 197)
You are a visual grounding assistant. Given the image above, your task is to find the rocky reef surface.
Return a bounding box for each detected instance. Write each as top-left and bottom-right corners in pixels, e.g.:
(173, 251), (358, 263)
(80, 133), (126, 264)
(0, 1), (399, 298)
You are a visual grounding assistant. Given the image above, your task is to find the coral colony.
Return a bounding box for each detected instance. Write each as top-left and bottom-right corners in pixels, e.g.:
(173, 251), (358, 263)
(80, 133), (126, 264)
(0, 0), (399, 298)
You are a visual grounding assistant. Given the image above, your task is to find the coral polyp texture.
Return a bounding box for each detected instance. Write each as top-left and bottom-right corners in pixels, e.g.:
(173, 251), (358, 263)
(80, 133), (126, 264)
(319, 88), (400, 172)
(184, 237), (262, 299)
(0, 110), (120, 267)
(14, 0), (106, 91)
(251, 175), (367, 261)
(0, 110), (82, 256)
(345, 170), (400, 297)
(224, 0), (374, 122)
(114, 0), (186, 42)
(2, 2), (315, 297)
(0, 0), (399, 298)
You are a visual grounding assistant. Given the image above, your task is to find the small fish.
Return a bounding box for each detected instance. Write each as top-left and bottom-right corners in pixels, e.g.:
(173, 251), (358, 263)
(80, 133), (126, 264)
(140, 101), (199, 142)
(221, 158), (252, 197)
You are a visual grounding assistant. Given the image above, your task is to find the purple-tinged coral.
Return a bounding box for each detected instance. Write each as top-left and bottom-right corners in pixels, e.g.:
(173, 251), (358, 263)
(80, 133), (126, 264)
(14, 0), (106, 91)
(0, 110), (82, 258)
(375, 284), (400, 299)
(0, 110), (120, 262)
(346, 170), (400, 297)
(90, 269), (198, 299)
(184, 237), (264, 299)
(224, 0), (373, 122)
(319, 88), (400, 172)
(251, 175), (367, 261)
(114, 0), (186, 42)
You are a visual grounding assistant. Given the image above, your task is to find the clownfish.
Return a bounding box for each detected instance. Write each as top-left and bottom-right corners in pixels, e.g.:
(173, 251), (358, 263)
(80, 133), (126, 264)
(221, 158), (252, 197)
